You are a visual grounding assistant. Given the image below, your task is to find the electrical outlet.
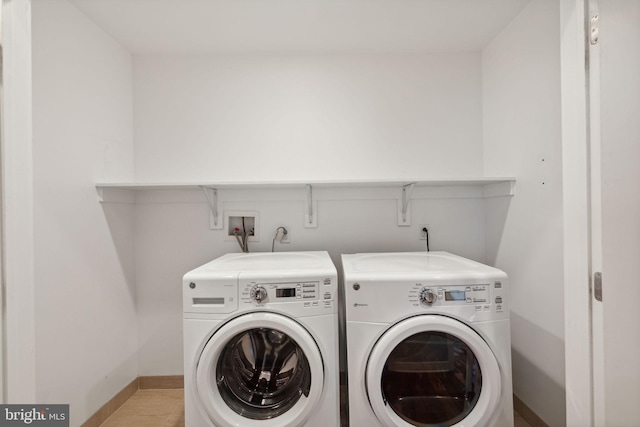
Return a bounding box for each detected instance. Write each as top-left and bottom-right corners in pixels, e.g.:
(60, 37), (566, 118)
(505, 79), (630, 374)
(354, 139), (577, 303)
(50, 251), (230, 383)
(419, 224), (430, 240)
(280, 231), (291, 244)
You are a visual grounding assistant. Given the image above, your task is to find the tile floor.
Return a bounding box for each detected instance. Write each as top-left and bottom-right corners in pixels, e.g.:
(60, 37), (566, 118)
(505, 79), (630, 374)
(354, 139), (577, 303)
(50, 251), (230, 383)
(100, 389), (532, 427)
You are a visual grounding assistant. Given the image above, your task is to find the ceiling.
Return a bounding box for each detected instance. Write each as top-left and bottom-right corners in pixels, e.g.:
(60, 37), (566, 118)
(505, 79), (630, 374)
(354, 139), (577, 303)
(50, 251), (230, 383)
(69, 0), (532, 55)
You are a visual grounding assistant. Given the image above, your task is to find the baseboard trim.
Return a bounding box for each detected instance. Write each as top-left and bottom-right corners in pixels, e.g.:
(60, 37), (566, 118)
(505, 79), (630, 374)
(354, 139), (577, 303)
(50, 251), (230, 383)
(139, 375), (184, 390)
(81, 376), (185, 426)
(513, 394), (549, 427)
(80, 378), (138, 427)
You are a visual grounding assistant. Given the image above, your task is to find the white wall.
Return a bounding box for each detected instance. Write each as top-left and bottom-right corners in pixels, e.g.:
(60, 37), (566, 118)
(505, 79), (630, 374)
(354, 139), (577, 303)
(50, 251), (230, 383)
(133, 54), (483, 182)
(482, 1), (565, 426)
(134, 186), (490, 375)
(31, 1), (136, 425)
(131, 51), (489, 375)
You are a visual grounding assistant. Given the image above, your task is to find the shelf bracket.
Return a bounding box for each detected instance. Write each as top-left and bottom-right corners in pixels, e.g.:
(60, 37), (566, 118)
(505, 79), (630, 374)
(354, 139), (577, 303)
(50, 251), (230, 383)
(398, 182), (416, 226)
(201, 186), (223, 229)
(305, 184), (318, 228)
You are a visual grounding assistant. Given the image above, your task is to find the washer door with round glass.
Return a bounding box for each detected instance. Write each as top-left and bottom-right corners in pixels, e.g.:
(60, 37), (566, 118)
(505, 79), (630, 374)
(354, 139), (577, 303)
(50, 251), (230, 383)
(195, 312), (324, 427)
(366, 315), (502, 427)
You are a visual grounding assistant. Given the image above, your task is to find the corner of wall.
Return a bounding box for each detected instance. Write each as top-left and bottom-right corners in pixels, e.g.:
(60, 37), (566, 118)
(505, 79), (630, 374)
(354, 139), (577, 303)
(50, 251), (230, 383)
(480, 1), (566, 425)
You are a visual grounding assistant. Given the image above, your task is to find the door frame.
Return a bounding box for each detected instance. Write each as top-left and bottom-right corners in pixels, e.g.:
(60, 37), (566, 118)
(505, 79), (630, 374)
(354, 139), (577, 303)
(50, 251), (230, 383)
(585, 1), (605, 426)
(581, 1), (640, 425)
(560, 0), (594, 426)
(1, 0), (36, 403)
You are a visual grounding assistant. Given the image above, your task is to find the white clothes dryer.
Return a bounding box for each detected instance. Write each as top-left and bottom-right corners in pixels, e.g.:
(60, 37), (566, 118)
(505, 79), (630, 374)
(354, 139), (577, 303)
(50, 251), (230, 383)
(183, 251), (339, 427)
(342, 251), (513, 427)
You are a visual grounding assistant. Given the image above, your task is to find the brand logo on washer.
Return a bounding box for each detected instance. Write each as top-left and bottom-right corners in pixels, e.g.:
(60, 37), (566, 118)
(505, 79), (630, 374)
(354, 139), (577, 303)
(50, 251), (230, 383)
(353, 303), (369, 308)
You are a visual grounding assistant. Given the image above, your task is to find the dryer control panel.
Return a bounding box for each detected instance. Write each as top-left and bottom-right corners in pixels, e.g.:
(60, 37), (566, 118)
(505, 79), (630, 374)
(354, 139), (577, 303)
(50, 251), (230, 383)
(410, 282), (506, 313)
(345, 278), (507, 323)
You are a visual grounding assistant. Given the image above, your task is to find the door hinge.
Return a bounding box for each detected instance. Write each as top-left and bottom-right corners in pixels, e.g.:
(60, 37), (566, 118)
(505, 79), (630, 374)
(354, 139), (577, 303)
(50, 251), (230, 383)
(590, 13), (599, 45)
(594, 272), (603, 302)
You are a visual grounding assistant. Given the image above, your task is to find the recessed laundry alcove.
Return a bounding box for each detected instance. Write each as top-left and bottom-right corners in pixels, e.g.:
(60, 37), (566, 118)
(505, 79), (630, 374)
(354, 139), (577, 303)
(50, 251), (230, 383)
(6, 0), (572, 425)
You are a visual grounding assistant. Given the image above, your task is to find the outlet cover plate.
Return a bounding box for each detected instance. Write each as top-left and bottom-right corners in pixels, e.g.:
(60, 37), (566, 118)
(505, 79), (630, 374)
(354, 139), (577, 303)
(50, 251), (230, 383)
(419, 224), (430, 240)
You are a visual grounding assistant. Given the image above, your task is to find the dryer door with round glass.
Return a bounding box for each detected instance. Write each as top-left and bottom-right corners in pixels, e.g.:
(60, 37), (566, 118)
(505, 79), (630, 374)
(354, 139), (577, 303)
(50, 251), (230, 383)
(366, 315), (502, 427)
(195, 312), (324, 427)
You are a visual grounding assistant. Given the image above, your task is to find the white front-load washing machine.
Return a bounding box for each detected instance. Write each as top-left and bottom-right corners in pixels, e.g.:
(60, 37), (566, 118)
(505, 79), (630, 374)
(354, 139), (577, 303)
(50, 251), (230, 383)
(342, 251), (513, 427)
(183, 251), (339, 427)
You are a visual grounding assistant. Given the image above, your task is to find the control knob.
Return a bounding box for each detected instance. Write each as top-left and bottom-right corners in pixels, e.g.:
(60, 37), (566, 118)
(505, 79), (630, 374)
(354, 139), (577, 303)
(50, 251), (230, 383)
(250, 286), (268, 303)
(419, 287), (437, 306)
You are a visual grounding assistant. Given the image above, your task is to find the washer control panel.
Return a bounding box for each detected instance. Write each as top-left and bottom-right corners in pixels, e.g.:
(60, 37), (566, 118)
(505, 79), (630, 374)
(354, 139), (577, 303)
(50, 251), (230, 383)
(242, 281), (324, 304)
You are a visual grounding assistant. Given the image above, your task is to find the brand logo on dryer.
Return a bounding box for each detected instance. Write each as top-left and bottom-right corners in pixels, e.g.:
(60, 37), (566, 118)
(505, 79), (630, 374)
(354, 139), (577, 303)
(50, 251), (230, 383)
(353, 303), (369, 308)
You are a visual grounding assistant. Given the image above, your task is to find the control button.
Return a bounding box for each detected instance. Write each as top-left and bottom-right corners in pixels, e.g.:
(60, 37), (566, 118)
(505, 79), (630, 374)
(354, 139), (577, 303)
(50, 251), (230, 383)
(324, 278), (332, 286)
(250, 286), (268, 303)
(496, 304), (503, 312)
(495, 281), (502, 288)
(312, 302), (319, 307)
(296, 295), (302, 299)
(475, 305), (483, 312)
(353, 283), (360, 290)
(466, 287), (472, 292)
(466, 297), (472, 303)
(324, 293), (332, 300)
(495, 297), (503, 304)
(483, 305), (491, 312)
(419, 288), (437, 306)
(304, 302), (311, 308)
